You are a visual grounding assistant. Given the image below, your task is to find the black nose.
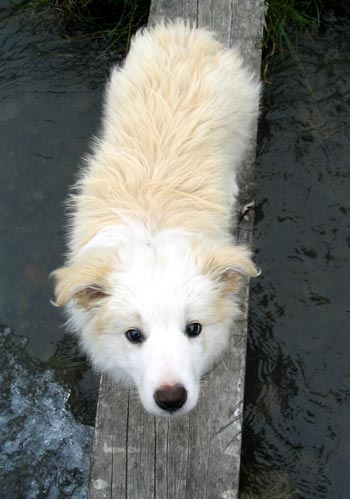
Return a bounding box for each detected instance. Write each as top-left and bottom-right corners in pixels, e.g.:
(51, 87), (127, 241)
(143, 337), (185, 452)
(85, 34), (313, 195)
(154, 384), (187, 412)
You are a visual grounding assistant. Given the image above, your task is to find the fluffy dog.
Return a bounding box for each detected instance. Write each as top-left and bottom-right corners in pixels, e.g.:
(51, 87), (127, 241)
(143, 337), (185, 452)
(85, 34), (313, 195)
(52, 20), (260, 416)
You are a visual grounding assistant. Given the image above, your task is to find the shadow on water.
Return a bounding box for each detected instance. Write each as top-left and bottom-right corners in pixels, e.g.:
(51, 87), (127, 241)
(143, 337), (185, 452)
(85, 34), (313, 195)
(240, 12), (350, 499)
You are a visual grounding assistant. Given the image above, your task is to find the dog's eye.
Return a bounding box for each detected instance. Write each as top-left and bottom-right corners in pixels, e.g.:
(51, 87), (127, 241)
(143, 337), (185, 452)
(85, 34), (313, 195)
(125, 328), (144, 344)
(185, 322), (202, 337)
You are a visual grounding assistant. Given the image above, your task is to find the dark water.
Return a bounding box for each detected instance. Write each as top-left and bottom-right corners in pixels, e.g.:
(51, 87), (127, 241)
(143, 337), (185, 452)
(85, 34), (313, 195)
(1, 4), (349, 499)
(0, 6), (114, 424)
(240, 14), (350, 499)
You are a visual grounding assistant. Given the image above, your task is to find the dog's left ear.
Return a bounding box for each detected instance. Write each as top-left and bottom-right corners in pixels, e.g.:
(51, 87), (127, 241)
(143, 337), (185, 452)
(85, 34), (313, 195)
(202, 244), (259, 292)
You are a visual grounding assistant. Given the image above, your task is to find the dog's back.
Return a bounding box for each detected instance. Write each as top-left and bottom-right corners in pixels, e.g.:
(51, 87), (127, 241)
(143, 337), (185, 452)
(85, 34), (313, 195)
(70, 20), (259, 255)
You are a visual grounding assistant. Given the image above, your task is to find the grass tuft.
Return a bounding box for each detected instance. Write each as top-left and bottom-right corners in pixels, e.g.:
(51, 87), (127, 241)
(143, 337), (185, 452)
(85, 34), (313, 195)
(263, 1), (320, 88)
(2, 0), (150, 53)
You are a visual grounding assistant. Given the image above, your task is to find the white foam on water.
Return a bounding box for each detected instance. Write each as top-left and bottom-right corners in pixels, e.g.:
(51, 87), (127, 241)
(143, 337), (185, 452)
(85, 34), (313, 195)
(0, 327), (93, 498)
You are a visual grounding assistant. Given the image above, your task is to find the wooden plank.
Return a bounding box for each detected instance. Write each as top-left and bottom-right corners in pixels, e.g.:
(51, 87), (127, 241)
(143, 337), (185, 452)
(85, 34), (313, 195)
(89, 1), (264, 498)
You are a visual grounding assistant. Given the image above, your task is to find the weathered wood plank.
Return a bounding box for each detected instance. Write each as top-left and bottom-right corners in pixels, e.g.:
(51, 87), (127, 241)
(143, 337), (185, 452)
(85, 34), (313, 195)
(89, 1), (264, 498)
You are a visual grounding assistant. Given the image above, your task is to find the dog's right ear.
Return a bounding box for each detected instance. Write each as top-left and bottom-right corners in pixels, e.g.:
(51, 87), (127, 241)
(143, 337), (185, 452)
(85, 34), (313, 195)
(51, 249), (117, 309)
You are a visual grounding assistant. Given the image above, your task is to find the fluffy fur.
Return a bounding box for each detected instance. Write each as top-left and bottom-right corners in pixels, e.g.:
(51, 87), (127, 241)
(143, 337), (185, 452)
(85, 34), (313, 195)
(52, 20), (260, 416)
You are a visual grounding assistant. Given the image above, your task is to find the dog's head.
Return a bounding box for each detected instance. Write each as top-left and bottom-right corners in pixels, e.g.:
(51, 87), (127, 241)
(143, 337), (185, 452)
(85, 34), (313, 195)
(52, 227), (257, 416)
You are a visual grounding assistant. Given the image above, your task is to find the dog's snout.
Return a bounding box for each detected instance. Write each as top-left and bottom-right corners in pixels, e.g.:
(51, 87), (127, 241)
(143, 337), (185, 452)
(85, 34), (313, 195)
(154, 384), (187, 412)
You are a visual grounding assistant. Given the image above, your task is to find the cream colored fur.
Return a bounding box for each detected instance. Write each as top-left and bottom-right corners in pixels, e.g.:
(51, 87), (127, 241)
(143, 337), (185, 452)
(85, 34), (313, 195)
(52, 20), (260, 416)
(67, 20), (259, 254)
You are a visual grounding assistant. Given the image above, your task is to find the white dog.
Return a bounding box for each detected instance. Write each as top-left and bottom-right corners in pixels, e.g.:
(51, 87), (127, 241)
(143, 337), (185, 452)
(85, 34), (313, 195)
(52, 20), (260, 416)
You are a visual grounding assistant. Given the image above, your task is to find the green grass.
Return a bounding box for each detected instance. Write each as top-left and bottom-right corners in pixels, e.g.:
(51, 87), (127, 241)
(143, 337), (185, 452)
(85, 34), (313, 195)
(47, 0), (149, 51)
(2, 0), (150, 53)
(264, 1), (319, 56)
(263, 1), (320, 89)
